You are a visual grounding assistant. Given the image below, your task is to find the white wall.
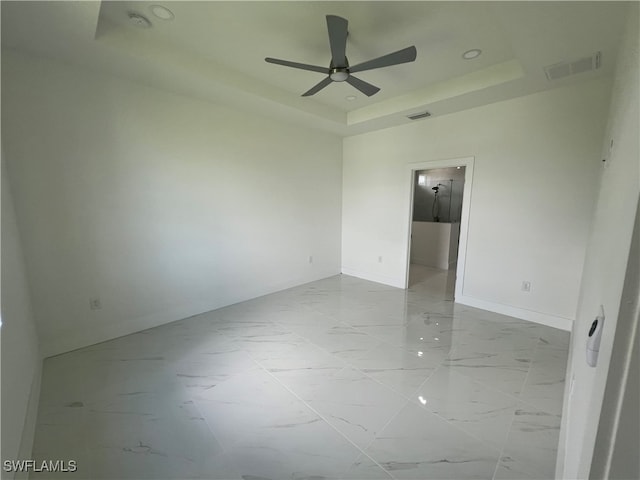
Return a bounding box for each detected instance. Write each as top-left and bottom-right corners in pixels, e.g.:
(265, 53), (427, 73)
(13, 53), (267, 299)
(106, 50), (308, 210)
(1, 151), (42, 477)
(607, 322), (639, 479)
(558, 5), (639, 478)
(590, 199), (639, 480)
(1, 51), (343, 358)
(342, 77), (611, 329)
(410, 221), (454, 269)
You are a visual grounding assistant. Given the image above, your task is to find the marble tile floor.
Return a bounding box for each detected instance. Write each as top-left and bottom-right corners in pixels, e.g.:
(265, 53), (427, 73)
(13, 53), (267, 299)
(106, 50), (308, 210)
(32, 265), (570, 480)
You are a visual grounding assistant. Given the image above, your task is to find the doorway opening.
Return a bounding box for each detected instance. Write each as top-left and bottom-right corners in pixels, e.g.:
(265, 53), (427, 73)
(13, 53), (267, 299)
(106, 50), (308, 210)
(403, 157), (474, 301)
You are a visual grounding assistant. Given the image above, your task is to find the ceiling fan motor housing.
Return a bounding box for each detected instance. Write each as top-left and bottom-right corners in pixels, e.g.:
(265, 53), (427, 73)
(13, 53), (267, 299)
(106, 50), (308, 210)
(330, 68), (349, 82)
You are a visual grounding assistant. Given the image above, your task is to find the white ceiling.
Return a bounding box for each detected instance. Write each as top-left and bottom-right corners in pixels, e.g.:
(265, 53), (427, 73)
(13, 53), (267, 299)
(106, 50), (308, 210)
(1, 1), (630, 135)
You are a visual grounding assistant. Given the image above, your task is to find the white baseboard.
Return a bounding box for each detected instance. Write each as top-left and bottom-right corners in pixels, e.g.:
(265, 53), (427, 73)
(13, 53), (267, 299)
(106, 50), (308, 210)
(341, 267), (405, 289)
(456, 295), (573, 331)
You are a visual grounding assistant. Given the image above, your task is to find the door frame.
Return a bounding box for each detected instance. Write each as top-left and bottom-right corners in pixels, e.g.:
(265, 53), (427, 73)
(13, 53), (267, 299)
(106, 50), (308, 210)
(403, 156), (475, 298)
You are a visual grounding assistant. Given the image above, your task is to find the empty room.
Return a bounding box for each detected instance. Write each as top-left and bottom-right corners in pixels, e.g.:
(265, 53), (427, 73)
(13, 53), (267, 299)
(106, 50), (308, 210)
(1, 2), (638, 480)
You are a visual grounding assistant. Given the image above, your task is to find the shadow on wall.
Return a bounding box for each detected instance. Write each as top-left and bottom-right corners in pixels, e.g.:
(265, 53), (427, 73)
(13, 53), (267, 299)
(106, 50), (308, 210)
(413, 167), (465, 223)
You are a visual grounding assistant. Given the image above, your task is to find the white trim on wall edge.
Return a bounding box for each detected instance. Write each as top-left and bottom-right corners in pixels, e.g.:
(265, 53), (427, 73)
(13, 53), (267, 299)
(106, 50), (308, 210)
(457, 294), (573, 331)
(40, 268), (341, 358)
(16, 363), (42, 477)
(341, 267), (405, 289)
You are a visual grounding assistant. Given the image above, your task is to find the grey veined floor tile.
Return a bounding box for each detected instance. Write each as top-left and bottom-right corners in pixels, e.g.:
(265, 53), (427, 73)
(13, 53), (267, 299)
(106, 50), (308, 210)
(32, 264), (569, 480)
(497, 402), (562, 480)
(365, 402), (501, 479)
(413, 365), (518, 449)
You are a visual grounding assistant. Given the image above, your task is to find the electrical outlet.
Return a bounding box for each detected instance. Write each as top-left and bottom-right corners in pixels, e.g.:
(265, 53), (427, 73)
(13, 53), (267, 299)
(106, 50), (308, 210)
(89, 297), (102, 310)
(308, 255), (313, 264)
(521, 281), (531, 292)
(378, 256), (383, 263)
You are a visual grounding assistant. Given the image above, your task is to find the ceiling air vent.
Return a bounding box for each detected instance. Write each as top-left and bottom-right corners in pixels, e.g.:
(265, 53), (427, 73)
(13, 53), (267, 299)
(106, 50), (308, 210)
(544, 52), (601, 81)
(407, 111), (431, 120)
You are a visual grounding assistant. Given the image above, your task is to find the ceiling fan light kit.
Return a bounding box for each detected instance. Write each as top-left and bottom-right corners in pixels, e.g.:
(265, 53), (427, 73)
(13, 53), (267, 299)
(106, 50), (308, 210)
(265, 15), (417, 97)
(329, 68), (349, 82)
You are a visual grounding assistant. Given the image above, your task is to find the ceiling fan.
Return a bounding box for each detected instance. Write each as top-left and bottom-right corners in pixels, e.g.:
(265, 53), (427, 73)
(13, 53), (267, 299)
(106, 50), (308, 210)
(265, 15), (417, 97)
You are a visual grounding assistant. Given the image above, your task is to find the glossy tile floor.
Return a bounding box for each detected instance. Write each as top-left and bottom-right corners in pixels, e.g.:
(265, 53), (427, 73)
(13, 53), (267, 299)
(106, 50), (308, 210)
(33, 266), (570, 480)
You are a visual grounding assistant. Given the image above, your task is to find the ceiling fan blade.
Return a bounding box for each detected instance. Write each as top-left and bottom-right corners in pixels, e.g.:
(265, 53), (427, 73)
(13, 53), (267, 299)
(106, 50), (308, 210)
(302, 76), (333, 96)
(346, 75), (380, 97)
(349, 46), (417, 74)
(265, 57), (328, 74)
(326, 15), (348, 66)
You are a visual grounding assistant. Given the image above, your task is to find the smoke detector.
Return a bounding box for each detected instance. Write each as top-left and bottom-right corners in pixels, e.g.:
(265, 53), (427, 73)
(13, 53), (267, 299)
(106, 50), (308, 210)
(544, 52), (601, 81)
(128, 12), (152, 28)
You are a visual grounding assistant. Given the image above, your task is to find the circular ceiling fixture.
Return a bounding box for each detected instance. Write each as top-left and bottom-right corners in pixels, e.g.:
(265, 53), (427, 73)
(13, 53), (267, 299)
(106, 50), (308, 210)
(345, 95), (357, 101)
(462, 49), (482, 60)
(150, 5), (174, 20)
(128, 12), (152, 28)
(329, 68), (349, 82)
